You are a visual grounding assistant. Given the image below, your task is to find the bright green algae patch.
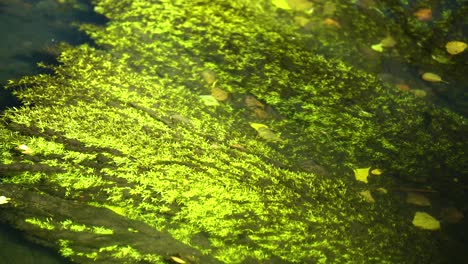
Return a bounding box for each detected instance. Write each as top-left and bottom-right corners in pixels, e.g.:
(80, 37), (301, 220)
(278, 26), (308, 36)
(0, 0), (466, 263)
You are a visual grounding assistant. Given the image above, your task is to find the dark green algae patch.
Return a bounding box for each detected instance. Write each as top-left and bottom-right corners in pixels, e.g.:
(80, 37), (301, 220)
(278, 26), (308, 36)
(0, 0), (467, 263)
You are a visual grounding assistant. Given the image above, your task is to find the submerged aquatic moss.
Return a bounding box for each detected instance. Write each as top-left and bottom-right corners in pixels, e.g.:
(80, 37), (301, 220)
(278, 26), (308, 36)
(0, 0), (466, 263)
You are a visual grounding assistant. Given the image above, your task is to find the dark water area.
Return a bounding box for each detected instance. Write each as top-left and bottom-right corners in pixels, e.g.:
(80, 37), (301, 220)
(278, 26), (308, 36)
(0, 0), (105, 262)
(0, 0), (106, 111)
(0, 224), (72, 264)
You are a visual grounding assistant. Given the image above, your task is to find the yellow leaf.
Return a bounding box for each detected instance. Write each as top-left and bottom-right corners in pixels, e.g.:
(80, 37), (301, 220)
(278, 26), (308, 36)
(359, 190), (375, 203)
(371, 43), (383, 52)
(445, 41), (467, 55)
(170, 256), (187, 264)
(376, 187), (388, 194)
(249, 122), (269, 131)
(421, 72), (448, 84)
(272, 0), (291, 10)
(353, 167), (370, 183)
(199, 95), (220, 106)
(380, 35), (396, 48)
(412, 212), (440, 230)
(249, 123), (284, 142)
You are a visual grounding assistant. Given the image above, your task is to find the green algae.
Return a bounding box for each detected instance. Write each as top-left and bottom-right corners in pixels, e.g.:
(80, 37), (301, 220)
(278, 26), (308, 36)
(0, 0), (466, 263)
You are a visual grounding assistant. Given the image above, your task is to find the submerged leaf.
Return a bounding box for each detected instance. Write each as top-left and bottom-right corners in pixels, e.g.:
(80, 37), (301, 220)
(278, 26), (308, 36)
(211, 87), (229, 101)
(353, 167), (370, 183)
(199, 95), (220, 106)
(445, 41), (467, 55)
(406, 192), (431, 206)
(422, 72), (448, 84)
(249, 123), (284, 142)
(412, 212), (440, 230)
(380, 35), (396, 48)
(413, 8), (432, 21)
(249, 122), (269, 131)
(271, 0), (291, 10)
(371, 43), (383, 52)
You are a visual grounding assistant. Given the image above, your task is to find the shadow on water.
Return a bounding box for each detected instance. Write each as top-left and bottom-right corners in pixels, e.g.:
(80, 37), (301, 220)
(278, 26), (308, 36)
(0, 224), (72, 264)
(0, 0), (107, 111)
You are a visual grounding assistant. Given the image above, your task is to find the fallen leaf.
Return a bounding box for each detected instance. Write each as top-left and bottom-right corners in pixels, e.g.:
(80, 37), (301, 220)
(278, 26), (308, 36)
(431, 54), (452, 64)
(170, 256), (187, 264)
(440, 207), (464, 223)
(371, 43), (384, 52)
(253, 108), (269, 119)
(376, 187), (388, 194)
(272, 0), (291, 10)
(287, 0), (314, 11)
(409, 89), (427, 97)
(422, 72), (448, 84)
(353, 167), (370, 183)
(294, 16), (310, 27)
(17, 144), (34, 155)
(0, 196), (11, 205)
(199, 95), (220, 106)
(244, 95), (265, 109)
(412, 212), (440, 230)
(413, 8), (432, 21)
(201, 70), (216, 85)
(380, 35), (396, 48)
(249, 123), (284, 142)
(211, 87), (229, 101)
(359, 190), (375, 203)
(249, 122), (268, 131)
(323, 18), (341, 28)
(406, 192), (431, 206)
(445, 41), (467, 55)
(396, 83), (411, 91)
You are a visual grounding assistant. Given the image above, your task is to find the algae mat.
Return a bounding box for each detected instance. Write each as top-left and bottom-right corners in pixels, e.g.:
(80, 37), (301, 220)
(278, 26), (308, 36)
(1, 0), (466, 263)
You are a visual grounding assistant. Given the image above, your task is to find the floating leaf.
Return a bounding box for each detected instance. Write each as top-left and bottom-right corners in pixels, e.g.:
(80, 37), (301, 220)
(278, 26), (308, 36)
(353, 167), (370, 183)
(422, 72), (448, 84)
(445, 41), (467, 55)
(370, 168), (383, 175)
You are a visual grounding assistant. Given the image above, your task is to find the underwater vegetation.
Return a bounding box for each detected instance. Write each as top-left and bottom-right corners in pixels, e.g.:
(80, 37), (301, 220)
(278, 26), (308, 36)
(0, 0), (467, 263)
